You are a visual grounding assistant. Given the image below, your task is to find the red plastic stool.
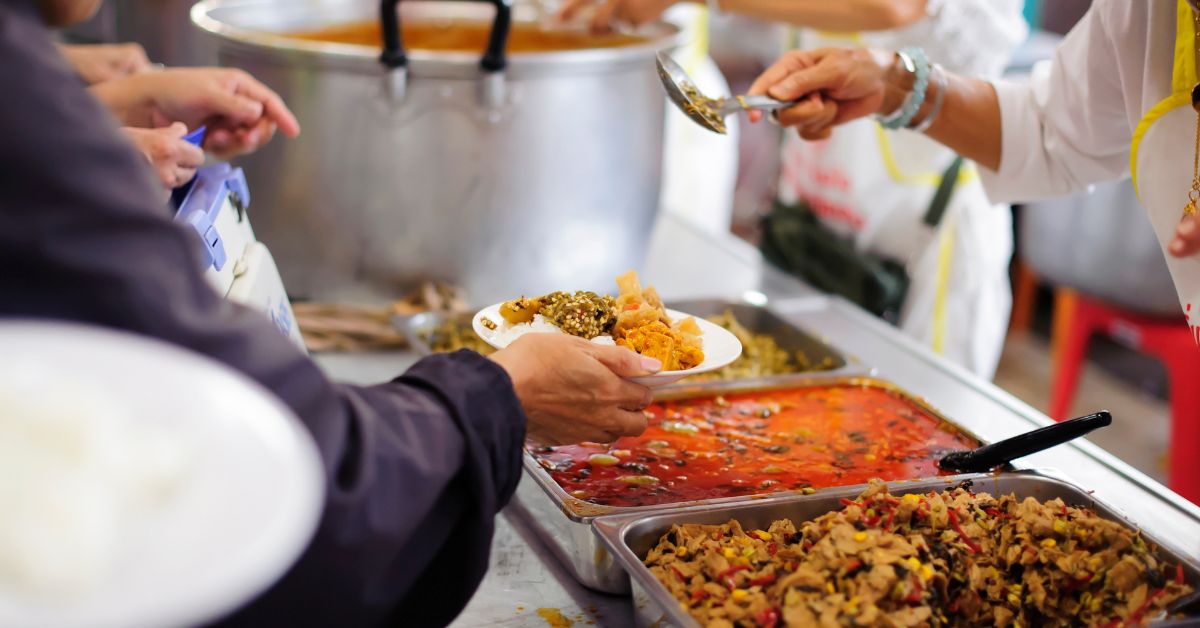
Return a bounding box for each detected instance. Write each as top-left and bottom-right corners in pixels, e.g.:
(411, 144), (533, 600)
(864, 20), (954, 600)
(1049, 288), (1200, 504)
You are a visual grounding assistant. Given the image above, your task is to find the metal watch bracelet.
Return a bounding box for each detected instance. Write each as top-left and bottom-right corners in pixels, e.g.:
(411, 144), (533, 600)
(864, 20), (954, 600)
(910, 63), (947, 133)
(877, 47), (930, 130)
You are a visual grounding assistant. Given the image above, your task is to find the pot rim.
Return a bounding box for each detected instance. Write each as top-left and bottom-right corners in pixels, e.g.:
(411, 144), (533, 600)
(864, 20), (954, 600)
(190, 0), (683, 74)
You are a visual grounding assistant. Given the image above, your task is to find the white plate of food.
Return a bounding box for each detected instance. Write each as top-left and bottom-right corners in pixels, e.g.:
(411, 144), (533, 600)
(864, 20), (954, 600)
(0, 321), (324, 628)
(472, 272), (742, 386)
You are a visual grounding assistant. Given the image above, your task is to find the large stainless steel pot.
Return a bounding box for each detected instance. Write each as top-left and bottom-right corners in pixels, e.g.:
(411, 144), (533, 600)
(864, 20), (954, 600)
(191, 0), (679, 304)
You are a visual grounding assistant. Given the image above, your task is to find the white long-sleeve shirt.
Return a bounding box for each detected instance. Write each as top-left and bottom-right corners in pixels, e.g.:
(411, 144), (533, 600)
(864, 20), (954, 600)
(981, 0), (1200, 335)
(979, 0), (1172, 202)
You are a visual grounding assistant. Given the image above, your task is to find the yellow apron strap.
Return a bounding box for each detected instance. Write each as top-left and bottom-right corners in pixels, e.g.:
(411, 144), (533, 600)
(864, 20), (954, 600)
(1132, 0), (1197, 197)
(1175, 0), (1198, 94)
(682, 8), (709, 75)
(931, 213), (956, 355)
(790, 27), (960, 354)
(873, 124), (978, 187)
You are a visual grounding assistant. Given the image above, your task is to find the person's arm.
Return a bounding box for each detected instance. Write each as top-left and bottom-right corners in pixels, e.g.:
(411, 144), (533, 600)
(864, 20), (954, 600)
(712, 0), (925, 31)
(910, 71), (1004, 171)
(748, 3), (1132, 188)
(559, 0), (924, 34)
(89, 67), (302, 159)
(746, 47), (1003, 168)
(747, 3), (1200, 256)
(121, 123), (206, 190)
(0, 5), (650, 625)
(56, 42), (150, 84)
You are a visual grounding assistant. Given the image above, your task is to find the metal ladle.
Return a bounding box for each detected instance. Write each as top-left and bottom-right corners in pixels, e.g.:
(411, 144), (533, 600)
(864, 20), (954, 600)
(656, 51), (796, 135)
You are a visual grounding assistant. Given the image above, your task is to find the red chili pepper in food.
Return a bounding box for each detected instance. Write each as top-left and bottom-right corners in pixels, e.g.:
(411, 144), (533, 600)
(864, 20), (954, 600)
(718, 564), (751, 589)
(690, 589), (708, 603)
(843, 559), (863, 574)
(749, 573), (777, 587)
(947, 508), (981, 554)
(1178, 563), (1186, 586)
(755, 608), (780, 628)
(670, 565), (687, 582)
(1126, 588), (1166, 626)
(840, 498), (859, 508)
(767, 542), (778, 556)
(885, 508), (896, 531)
(904, 584), (924, 604)
(984, 508), (1013, 519)
(1064, 571), (1093, 592)
(863, 514), (882, 527)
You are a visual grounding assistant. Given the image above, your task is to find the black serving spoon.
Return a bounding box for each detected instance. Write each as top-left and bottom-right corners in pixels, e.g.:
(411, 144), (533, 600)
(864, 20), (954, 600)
(938, 411), (1112, 473)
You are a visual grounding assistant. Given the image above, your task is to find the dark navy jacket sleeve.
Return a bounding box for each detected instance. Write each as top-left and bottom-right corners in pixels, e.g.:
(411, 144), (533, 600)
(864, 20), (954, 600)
(0, 3), (524, 625)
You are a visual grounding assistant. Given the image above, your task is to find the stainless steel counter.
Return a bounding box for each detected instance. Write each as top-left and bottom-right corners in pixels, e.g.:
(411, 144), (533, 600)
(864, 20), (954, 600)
(313, 212), (1200, 627)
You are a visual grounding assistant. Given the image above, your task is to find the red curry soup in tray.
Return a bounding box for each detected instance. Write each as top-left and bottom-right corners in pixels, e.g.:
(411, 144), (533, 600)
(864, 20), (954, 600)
(529, 384), (979, 508)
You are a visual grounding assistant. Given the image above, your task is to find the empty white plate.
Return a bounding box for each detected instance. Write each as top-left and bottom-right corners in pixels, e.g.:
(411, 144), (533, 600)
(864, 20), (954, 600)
(0, 321), (324, 628)
(472, 304), (742, 386)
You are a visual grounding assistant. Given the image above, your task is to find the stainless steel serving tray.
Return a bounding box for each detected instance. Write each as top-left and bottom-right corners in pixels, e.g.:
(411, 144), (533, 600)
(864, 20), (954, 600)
(592, 469), (1200, 627)
(395, 311), (489, 356)
(510, 374), (988, 594)
(662, 299), (853, 378)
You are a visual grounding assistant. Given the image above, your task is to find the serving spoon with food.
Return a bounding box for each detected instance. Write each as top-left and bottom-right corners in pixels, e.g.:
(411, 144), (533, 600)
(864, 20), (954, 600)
(656, 51), (797, 135)
(938, 411), (1112, 473)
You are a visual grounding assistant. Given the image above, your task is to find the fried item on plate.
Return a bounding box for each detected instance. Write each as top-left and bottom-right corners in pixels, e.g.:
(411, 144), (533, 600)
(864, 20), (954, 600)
(616, 320), (704, 371)
(613, 271), (704, 370)
(614, 270), (670, 333)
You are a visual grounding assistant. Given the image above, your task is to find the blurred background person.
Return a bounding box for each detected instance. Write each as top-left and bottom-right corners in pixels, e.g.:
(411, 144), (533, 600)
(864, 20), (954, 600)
(559, 0), (1027, 379)
(57, 40), (150, 83)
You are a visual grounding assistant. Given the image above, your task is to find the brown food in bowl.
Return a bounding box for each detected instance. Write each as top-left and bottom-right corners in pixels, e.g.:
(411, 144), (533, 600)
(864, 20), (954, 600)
(645, 480), (1194, 627)
(691, 310), (838, 381)
(423, 319), (494, 355)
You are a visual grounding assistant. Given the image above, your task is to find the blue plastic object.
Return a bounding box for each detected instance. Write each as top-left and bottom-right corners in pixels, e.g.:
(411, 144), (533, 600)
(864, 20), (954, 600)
(169, 125), (210, 207)
(172, 163), (250, 273)
(183, 125), (207, 147)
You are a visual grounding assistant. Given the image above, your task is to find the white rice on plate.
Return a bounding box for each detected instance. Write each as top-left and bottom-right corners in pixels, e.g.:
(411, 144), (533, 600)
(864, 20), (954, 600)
(0, 372), (191, 598)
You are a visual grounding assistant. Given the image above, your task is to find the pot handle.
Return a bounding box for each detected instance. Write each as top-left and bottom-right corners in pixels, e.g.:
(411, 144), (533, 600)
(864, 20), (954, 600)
(379, 0), (513, 103)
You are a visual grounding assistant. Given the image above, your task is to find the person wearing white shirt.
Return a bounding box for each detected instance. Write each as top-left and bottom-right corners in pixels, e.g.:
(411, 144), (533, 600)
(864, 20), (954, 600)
(556, 0), (1026, 378)
(747, 0), (1200, 279)
(746, 0), (1200, 496)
